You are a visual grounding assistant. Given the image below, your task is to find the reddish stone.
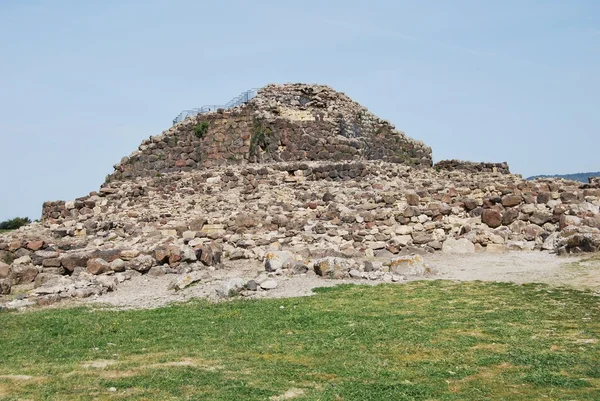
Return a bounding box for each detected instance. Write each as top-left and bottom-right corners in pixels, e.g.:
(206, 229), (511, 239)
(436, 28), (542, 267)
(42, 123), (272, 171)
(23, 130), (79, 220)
(168, 254), (182, 266)
(307, 202), (318, 210)
(154, 247), (170, 263)
(501, 194), (522, 207)
(175, 159), (187, 167)
(87, 258), (111, 275)
(196, 243), (222, 266)
(482, 209), (503, 228)
(26, 241), (44, 251)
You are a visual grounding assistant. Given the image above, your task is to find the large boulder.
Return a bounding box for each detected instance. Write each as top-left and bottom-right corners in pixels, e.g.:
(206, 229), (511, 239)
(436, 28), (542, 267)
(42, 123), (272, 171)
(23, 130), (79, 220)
(313, 257), (352, 278)
(130, 254), (155, 272)
(59, 253), (90, 273)
(559, 232), (600, 253)
(482, 209), (503, 228)
(216, 278), (245, 298)
(560, 215), (581, 230)
(264, 250), (303, 272)
(502, 208), (519, 225)
(196, 243), (222, 266)
(501, 194), (522, 207)
(87, 258), (111, 275)
(389, 255), (429, 276)
(10, 264), (39, 285)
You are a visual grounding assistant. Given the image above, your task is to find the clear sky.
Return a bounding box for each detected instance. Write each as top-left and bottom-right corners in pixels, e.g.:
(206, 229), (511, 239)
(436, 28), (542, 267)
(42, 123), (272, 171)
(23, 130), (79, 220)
(0, 0), (598, 221)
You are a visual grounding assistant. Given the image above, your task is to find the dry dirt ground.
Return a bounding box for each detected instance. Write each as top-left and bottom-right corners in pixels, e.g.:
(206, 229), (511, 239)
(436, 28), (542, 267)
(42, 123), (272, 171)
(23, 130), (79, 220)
(78, 251), (600, 310)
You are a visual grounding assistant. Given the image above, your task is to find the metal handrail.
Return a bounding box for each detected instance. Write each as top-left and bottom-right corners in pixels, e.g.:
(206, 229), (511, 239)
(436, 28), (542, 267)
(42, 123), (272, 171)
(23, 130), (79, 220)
(173, 88), (258, 125)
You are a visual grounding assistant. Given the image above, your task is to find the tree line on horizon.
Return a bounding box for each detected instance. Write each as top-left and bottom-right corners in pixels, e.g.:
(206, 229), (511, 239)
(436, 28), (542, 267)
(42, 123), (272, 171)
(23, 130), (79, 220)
(0, 217), (31, 230)
(527, 171), (600, 183)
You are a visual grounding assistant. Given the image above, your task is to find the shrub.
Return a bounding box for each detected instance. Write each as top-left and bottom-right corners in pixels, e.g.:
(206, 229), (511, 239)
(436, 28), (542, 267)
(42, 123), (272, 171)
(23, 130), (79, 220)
(193, 122), (210, 139)
(249, 122), (272, 155)
(0, 217), (31, 230)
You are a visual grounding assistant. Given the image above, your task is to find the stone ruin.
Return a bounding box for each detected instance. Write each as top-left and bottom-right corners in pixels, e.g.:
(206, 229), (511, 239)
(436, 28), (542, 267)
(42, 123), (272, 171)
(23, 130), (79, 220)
(1, 83), (599, 307)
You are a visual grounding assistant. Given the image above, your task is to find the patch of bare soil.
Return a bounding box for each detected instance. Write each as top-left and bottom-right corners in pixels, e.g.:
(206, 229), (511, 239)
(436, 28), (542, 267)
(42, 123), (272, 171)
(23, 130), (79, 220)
(78, 251), (599, 310)
(428, 251), (600, 290)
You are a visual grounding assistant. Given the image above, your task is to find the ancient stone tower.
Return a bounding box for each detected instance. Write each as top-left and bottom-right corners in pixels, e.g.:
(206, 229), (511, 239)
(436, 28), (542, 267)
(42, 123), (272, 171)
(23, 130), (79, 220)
(107, 83), (433, 181)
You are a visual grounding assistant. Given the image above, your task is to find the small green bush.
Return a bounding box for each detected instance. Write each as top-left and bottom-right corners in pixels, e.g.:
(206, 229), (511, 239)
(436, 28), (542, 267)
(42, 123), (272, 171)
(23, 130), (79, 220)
(193, 121), (210, 139)
(0, 217), (31, 230)
(249, 122), (272, 155)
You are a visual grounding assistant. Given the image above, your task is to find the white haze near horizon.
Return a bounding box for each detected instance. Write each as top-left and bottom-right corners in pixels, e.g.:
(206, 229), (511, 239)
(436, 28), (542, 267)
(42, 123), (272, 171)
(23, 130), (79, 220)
(0, 0), (598, 221)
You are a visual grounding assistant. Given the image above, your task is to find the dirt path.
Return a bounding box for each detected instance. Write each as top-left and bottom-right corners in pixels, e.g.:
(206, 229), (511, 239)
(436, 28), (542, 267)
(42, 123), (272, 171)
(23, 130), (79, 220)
(80, 251), (600, 310)
(428, 251), (600, 288)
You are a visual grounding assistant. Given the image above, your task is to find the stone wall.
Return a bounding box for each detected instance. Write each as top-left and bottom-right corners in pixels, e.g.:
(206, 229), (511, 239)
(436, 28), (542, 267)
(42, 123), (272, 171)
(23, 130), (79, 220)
(434, 159), (511, 175)
(39, 160), (600, 255)
(107, 84), (432, 181)
(8, 159), (600, 305)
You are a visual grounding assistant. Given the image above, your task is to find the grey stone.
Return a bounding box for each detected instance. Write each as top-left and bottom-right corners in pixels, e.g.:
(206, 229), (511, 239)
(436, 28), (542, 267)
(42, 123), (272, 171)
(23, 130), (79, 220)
(12, 255), (32, 266)
(109, 258), (126, 272)
(168, 271), (209, 291)
(10, 264), (39, 285)
(442, 238), (475, 254)
(147, 266), (166, 277)
(0, 278), (10, 295)
(96, 275), (118, 291)
(246, 280), (259, 291)
(130, 254), (155, 272)
(60, 253), (90, 272)
(0, 261), (9, 279)
(313, 257), (351, 278)
(260, 279), (278, 290)
(349, 269), (363, 279)
(264, 250), (299, 272)
(216, 278), (245, 298)
(34, 273), (63, 288)
(290, 262), (308, 275)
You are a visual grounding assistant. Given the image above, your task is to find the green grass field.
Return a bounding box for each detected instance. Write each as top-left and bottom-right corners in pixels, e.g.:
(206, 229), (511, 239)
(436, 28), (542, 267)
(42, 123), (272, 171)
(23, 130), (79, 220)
(1, 281), (599, 400)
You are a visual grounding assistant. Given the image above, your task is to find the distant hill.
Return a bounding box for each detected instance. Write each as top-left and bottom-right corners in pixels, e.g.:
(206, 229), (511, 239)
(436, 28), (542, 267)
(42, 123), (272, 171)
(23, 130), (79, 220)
(527, 172), (600, 183)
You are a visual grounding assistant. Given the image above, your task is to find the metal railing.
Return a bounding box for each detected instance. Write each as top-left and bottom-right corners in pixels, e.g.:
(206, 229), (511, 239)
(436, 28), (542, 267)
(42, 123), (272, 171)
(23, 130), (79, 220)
(172, 88), (259, 125)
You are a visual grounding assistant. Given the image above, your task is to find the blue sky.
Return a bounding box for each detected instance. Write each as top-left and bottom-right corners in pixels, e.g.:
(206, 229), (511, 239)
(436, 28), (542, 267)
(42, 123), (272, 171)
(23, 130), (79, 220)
(0, 0), (598, 221)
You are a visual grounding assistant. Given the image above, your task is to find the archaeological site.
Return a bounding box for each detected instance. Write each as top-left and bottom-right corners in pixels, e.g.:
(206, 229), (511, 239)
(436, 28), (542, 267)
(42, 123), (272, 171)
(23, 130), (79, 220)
(1, 83), (600, 309)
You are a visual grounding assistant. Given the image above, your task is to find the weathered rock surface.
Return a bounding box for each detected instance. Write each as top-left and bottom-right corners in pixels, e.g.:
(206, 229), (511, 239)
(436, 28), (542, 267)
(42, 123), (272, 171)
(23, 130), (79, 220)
(442, 238), (475, 254)
(1, 83), (599, 309)
(216, 278), (245, 298)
